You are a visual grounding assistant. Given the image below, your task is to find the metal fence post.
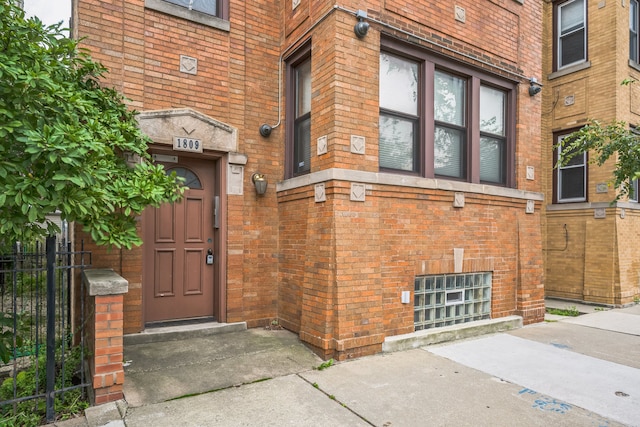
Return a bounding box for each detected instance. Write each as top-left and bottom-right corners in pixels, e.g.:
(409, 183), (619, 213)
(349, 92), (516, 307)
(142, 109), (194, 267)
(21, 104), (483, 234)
(45, 235), (56, 423)
(1, 236), (91, 421)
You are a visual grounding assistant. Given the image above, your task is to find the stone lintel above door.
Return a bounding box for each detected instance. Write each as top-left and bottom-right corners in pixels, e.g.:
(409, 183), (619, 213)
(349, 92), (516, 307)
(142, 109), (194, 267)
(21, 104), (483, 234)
(137, 108), (238, 153)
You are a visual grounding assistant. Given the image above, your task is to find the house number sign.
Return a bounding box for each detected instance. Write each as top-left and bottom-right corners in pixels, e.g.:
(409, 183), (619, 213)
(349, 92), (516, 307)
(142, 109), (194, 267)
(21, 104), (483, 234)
(173, 136), (203, 153)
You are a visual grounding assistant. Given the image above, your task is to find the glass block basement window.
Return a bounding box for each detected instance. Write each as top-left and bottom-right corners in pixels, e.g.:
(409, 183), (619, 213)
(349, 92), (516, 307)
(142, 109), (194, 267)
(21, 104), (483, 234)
(414, 272), (492, 331)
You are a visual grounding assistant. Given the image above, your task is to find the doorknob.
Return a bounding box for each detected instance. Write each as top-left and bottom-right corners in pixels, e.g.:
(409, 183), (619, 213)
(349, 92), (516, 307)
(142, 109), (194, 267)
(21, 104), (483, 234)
(206, 248), (214, 265)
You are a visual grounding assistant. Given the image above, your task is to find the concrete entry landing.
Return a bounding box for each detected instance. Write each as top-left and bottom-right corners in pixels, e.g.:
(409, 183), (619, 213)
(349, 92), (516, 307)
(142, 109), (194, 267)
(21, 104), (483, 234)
(123, 316), (526, 407)
(124, 321), (247, 345)
(122, 325), (323, 407)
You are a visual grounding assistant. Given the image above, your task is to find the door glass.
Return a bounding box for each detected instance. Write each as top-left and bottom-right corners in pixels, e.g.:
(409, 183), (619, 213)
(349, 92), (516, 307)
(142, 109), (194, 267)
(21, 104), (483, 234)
(167, 167), (202, 189)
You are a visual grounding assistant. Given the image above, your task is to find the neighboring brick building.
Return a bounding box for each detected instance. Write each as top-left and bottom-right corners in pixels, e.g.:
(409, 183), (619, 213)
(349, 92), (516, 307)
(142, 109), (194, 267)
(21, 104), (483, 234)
(73, 0), (544, 360)
(542, 0), (640, 306)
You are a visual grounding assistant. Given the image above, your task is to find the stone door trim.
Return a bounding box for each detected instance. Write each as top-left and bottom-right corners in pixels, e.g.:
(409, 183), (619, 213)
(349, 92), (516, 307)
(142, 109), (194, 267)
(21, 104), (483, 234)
(138, 108), (238, 153)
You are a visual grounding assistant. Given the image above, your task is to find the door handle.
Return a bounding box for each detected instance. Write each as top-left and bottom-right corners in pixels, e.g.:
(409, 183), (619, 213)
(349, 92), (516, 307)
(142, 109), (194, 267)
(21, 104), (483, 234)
(213, 196), (219, 229)
(206, 248), (214, 265)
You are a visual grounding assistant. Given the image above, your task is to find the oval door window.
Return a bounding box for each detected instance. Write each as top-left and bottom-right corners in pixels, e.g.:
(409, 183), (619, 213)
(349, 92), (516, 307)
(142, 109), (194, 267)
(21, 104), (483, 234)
(166, 167), (202, 189)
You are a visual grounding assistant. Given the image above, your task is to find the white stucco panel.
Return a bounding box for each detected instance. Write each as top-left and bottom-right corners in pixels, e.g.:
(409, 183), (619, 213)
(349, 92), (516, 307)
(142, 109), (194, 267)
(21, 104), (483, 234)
(228, 164), (244, 195)
(137, 108), (238, 153)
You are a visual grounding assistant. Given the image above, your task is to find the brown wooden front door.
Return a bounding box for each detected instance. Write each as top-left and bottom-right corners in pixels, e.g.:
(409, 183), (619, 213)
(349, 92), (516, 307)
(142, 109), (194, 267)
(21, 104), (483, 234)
(143, 157), (216, 323)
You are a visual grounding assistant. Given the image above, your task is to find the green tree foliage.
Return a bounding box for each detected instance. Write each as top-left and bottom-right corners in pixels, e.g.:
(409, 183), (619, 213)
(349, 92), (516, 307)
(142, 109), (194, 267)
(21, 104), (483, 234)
(557, 120), (640, 201)
(0, 0), (183, 248)
(0, 312), (23, 364)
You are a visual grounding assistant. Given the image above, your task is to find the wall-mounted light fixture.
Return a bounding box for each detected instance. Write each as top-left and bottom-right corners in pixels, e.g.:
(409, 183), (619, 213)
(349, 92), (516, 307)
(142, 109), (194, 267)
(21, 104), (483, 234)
(259, 124), (272, 137)
(354, 10), (369, 38)
(529, 77), (543, 96)
(252, 173), (267, 195)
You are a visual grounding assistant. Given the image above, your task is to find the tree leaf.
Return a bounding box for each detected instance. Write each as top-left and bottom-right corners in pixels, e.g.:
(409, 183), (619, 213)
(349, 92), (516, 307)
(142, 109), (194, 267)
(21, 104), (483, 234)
(0, 2), (183, 247)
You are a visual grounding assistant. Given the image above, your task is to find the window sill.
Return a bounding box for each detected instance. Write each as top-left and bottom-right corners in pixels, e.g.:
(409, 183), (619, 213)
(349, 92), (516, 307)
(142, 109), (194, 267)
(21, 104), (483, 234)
(546, 201), (640, 211)
(145, 0), (230, 31)
(629, 60), (640, 73)
(277, 168), (543, 201)
(548, 61), (591, 81)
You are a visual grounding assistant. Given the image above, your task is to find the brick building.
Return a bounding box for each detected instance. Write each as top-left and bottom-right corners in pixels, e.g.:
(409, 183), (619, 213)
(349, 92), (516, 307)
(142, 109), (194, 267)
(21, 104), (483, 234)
(542, 0), (640, 306)
(73, 0), (545, 360)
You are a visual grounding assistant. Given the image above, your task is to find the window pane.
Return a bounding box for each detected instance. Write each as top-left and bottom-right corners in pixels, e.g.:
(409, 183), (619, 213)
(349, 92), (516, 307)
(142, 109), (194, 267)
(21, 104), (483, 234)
(191, 0), (216, 14)
(434, 126), (464, 178)
(560, 167), (585, 200)
(560, 29), (585, 67)
(559, 144), (585, 167)
(379, 114), (417, 171)
(164, 0), (217, 15)
(631, 0), (639, 62)
(558, 135), (586, 201)
(296, 59), (311, 117)
(480, 86), (505, 136)
(294, 115), (311, 175)
(631, 179), (639, 202)
(380, 53), (418, 116)
(558, 0), (585, 67)
(480, 137), (504, 183)
(434, 71), (466, 126)
(166, 167), (202, 189)
(560, 0), (584, 34)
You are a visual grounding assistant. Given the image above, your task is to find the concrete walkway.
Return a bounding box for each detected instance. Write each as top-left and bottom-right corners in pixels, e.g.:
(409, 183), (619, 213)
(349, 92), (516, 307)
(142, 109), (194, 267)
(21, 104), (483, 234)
(122, 327), (322, 407)
(47, 300), (640, 427)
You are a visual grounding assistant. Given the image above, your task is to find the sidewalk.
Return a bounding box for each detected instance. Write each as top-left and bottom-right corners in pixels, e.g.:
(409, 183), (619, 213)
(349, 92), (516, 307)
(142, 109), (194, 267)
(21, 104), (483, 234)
(46, 300), (640, 427)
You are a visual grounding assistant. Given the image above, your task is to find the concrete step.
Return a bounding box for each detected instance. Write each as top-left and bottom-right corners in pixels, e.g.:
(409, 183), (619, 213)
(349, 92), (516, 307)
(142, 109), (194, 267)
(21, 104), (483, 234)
(382, 315), (523, 353)
(124, 321), (247, 345)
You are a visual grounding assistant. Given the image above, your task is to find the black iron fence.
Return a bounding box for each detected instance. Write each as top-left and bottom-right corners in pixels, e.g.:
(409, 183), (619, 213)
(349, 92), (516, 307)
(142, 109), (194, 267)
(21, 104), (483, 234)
(0, 236), (91, 425)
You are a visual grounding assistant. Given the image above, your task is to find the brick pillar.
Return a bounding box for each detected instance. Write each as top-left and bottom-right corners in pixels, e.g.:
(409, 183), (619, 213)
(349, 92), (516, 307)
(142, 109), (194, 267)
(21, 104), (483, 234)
(83, 269), (128, 405)
(516, 215), (545, 324)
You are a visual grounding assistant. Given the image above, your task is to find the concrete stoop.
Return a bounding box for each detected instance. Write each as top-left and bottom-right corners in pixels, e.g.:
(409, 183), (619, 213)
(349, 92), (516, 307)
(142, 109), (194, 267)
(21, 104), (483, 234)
(123, 321), (247, 345)
(50, 318), (522, 426)
(382, 315), (523, 353)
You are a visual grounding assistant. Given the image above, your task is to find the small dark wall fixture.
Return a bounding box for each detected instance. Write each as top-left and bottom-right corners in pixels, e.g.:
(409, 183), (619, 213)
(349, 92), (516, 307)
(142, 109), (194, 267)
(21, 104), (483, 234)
(259, 124), (272, 137)
(354, 10), (369, 38)
(529, 77), (543, 96)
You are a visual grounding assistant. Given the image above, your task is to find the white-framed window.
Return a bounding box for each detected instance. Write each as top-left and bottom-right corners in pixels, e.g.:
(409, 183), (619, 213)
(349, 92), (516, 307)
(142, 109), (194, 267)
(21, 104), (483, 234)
(632, 0), (640, 63)
(630, 126), (640, 201)
(556, 133), (587, 203)
(556, 0), (587, 70)
(630, 179), (639, 202)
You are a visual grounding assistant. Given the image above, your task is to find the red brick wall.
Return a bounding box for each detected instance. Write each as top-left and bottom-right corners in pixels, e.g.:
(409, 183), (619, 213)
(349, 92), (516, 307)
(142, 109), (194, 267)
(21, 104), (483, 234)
(75, 0), (283, 328)
(279, 183), (544, 360)
(91, 294), (125, 404)
(75, 223), (144, 334)
(82, 282), (125, 405)
(277, 0), (544, 359)
(75, 0), (544, 359)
